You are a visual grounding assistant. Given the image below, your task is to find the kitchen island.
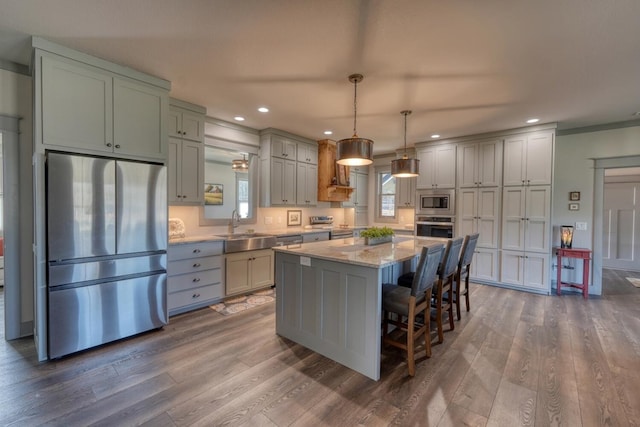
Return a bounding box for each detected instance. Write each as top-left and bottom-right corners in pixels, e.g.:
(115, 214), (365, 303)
(273, 236), (443, 380)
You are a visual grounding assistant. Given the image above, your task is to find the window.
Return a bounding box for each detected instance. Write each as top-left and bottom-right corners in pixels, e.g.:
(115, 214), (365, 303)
(376, 170), (396, 222)
(236, 174), (249, 218)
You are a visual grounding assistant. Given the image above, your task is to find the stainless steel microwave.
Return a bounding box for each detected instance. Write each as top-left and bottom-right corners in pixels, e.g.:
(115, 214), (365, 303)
(417, 189), (455, 216)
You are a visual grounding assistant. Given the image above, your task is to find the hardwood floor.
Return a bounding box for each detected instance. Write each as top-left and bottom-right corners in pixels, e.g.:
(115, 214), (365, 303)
(1, 275), (639, 426)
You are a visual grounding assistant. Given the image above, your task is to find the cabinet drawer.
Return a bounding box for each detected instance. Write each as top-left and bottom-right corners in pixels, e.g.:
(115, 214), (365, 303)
(302, 232), (329, 243)
(168, 241), (223, 261)
(168, 283), (223, 310)
(168, 255), (221, 276)
(168, 268), (222, 293)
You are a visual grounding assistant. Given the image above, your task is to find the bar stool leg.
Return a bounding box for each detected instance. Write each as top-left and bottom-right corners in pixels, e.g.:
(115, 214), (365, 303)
(556, 253), (562, 295)
(583, 258), (589, 299)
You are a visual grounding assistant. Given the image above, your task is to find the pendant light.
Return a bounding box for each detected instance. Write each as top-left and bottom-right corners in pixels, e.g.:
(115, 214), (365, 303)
(391, 110), (420, 177)
(231, 154), (249, 172)
(337, 74), (373, 166)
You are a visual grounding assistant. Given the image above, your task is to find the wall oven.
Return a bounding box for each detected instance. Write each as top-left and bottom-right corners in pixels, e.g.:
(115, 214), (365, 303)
(415, 216), (455, 239)
(417, 189), (455, 216)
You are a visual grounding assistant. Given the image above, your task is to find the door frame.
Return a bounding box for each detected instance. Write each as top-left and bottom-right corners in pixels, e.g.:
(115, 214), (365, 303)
(0, 114), (21, 340)
(593, 155), (640, 295)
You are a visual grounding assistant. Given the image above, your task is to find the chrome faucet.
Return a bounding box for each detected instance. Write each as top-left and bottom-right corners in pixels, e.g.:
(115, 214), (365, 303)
(228, 209), (241, 234)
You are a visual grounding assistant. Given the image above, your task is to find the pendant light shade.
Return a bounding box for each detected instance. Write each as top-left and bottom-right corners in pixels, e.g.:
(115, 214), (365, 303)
(231, 154), (249, 172)
(391, 110), (420, 177)
(337, 74), (373, 166)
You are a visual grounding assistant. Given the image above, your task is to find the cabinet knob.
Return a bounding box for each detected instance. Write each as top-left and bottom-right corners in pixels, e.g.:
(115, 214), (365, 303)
(193, 277), (200, 282)
(192, 293), (201, 299)
(106, 143), (112, 147)
(115, 144), (121, 149)
(193, 249), (201, 253)
(193, 263), (201, 268)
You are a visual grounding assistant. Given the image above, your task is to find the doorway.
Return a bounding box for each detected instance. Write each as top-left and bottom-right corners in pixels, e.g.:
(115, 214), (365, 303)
(0, 115), (21, 340)
(594, 157), (640, 296)
(601, 167), (640, 295)
(603, 168), (640, 270)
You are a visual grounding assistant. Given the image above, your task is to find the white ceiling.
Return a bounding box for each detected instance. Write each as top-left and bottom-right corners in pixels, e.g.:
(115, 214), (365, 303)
(2, 0), (640, 154)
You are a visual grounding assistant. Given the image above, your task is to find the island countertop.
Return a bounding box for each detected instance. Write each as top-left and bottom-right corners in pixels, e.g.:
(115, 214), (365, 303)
(272, 236), (445, 268)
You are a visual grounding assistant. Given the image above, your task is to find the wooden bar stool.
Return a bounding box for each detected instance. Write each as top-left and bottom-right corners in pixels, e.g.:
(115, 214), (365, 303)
(431, 237), (463, 344)
(453, 233), (479, 320)
(382, 244), (444, 377)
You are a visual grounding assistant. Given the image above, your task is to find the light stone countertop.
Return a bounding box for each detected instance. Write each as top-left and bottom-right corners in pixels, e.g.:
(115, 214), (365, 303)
(168, 226), (416, 246)
(169, 227), (349, 245)
(168, 235), (226, 245)
(272, 236), (445, 268)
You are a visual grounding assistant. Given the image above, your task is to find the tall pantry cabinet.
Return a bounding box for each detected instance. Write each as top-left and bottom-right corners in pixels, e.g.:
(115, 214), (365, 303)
(457, 139), (503, 282)
(455, 128), (555, 293)
(500, 131), (554, 292)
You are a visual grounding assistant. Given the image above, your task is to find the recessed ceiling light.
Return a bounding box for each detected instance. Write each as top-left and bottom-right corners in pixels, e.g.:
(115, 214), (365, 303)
(234, 116), (245, 121)
(526, 118), (539, 124)
(324, 130), (333, 135)
(431, 134), (440, 139)
(258, 107), (269, 113)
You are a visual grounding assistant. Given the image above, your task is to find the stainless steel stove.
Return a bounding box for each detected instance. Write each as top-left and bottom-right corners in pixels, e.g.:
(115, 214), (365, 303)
(309, 216), (354, 239)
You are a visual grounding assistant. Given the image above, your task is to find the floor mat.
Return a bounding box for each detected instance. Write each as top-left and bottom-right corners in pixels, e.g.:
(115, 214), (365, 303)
(626, 277), (640, 288)
(210, 288), (275, 315)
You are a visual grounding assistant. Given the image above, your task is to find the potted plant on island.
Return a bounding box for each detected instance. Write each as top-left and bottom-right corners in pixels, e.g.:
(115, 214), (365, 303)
(360, 226), (395, 246)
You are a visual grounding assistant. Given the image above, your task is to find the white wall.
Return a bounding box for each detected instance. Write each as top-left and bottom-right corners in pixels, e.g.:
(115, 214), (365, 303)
(0, 68), (34, 333)
(554, 125), (640, 293)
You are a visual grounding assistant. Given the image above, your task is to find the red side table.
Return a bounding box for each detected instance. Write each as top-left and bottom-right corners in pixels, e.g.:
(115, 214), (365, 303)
(556, 247), (592, 299)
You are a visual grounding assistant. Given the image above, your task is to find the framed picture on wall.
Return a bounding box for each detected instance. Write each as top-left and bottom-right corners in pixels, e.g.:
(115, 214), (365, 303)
(204, 183), (223, 205)
(287, 210), (302, 226)
(569, 191), (580, 201)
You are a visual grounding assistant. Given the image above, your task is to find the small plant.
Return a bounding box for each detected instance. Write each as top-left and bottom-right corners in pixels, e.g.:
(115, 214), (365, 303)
(360, 226), (395, 239)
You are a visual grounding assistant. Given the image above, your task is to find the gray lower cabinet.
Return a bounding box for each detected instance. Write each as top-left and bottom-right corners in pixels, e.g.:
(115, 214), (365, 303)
(225, 249), (274, 296)
(167, 241), (224, 315)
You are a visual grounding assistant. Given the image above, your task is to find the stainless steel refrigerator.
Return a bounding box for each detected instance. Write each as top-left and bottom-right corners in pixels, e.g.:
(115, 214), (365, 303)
(46, 152), (167, 358)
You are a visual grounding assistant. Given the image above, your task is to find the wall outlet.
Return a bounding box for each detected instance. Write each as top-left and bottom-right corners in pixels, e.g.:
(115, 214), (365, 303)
(575, 222), (587, 231)
(265, 216), (273, 224)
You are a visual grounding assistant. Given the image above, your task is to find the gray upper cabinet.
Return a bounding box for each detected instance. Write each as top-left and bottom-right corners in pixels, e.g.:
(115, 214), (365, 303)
(168, 106), (205, 143)
(396, 176), (416, 208)
(416, 143), (456, 189)
(259, 129), (318, 207)
(457, 139), (503, 188)
(113, 77), (167, 159)
(297, 162), (318, 206)
(503, 132), (553, 186)
(343, 167), (369, 208)
(36, 47), (169, 162)
(297, 143), (318, 164)
(167, 100), (206, 205)
(40, 53), (114, 153)
(271, 135), (297, 160)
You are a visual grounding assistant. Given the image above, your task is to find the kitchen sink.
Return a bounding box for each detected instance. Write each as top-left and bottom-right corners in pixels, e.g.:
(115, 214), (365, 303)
(217, 233), (277, 253)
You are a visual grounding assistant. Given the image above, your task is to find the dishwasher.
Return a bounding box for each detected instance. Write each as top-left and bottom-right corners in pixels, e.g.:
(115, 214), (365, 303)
(274, 234), (303, 246)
